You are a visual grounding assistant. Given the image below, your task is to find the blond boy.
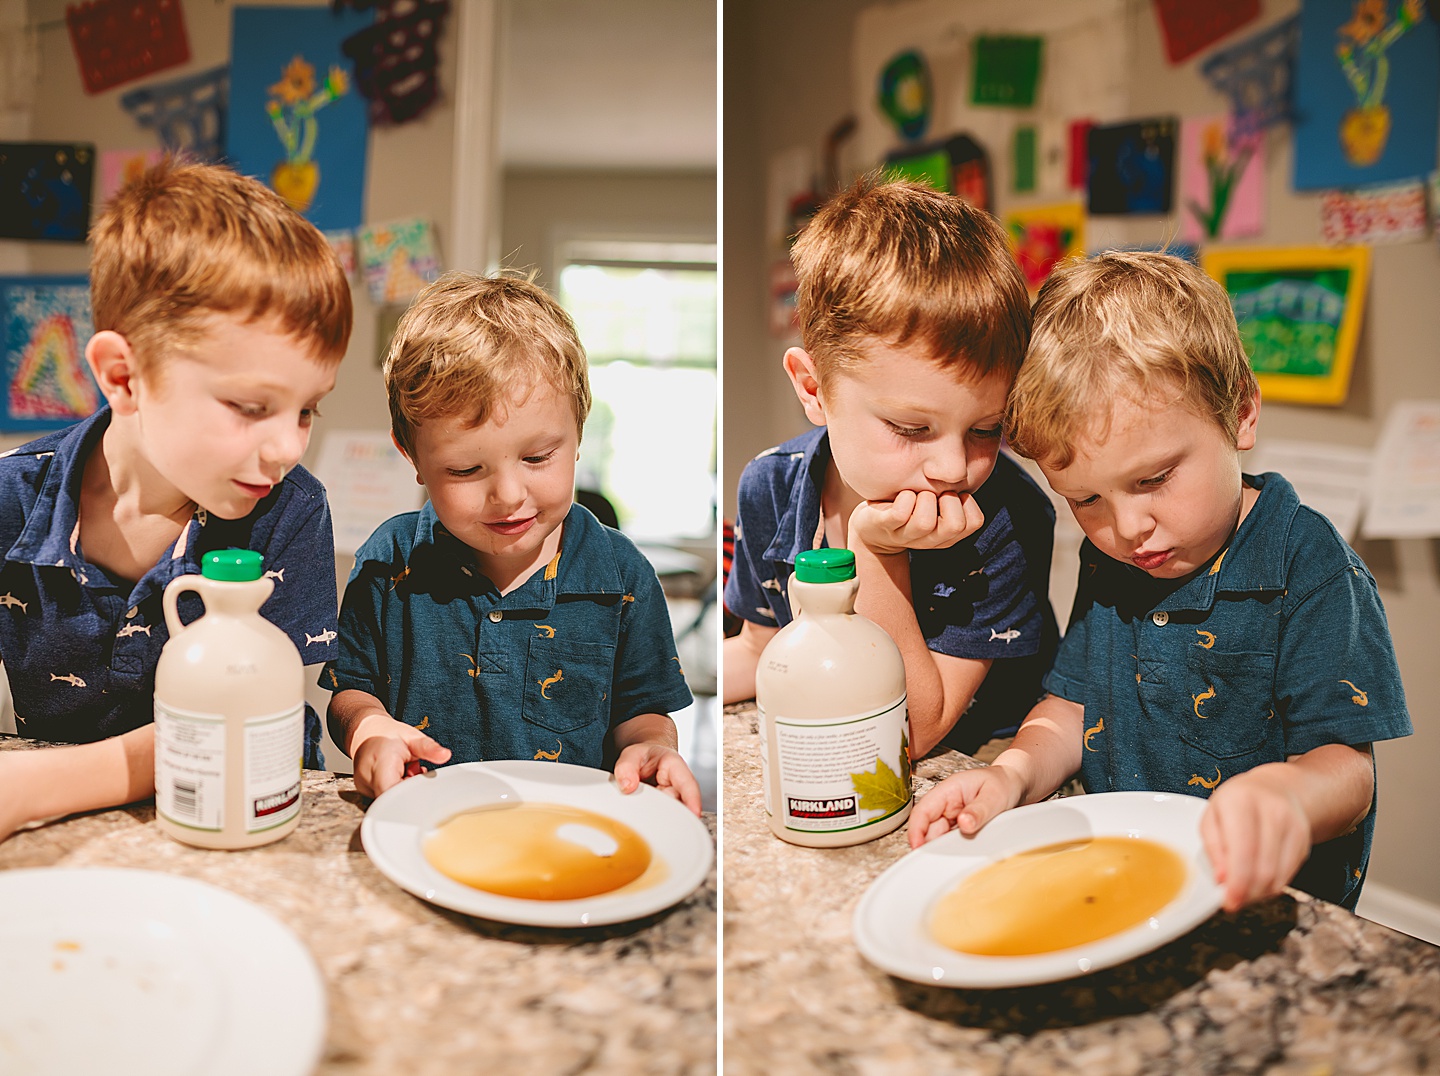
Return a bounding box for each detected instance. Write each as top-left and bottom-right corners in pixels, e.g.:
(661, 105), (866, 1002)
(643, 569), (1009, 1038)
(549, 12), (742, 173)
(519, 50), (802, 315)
(0, 159), (352, 842)
(724, 176), (1058, 758)
(325, 273), (700, 813)
(910, 252), (1412, 911)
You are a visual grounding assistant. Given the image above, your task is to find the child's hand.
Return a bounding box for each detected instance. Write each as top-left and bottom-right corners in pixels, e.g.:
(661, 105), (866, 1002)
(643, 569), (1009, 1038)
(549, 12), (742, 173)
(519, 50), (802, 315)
(907, 765), (1024, 848)
(849, 490), (985, 556)
(1200, 771), (1312, 912)
(351, 715), (452, 799)
(614, 743), (703, 816)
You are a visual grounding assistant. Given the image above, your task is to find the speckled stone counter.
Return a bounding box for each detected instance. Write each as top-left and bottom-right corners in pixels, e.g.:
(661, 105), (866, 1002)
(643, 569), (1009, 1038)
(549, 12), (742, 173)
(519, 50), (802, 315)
(722, 703), (1440, 1075)
(0, 736), (717, 1075)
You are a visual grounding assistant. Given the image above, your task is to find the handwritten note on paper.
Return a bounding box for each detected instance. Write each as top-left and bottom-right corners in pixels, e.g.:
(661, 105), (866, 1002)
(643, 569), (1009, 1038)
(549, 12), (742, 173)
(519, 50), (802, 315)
(1247, 440), (1372, 541)
(311, 430), (424, 553)
(1362, 402), (1440, 539)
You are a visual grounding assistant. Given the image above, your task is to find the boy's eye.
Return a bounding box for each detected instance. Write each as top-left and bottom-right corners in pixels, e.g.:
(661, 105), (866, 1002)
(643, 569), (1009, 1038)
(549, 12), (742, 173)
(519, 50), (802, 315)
(885, 420), (928, 438)
(228, 402), (267, 418)
(970, 424), (1003, 440)
(1071, 495), (1099, 508)
(300, 406), (323, 426)
(523, 450), (558, 465)
(447, 466), (480, 477)
(1139, 469), (1173, 488)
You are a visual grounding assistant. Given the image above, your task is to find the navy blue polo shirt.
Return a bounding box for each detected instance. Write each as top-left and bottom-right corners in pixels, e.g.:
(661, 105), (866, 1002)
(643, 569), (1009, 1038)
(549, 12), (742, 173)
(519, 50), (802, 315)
(0, 407), (340, 767)
(726, 427), (1059, 751)
(1048, 471), (1413, 909)
(326, 501), (693, 768)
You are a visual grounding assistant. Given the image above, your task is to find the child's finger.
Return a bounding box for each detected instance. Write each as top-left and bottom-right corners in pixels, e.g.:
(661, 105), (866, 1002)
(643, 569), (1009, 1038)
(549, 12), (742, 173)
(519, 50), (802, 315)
(956, 777), (1011, 835)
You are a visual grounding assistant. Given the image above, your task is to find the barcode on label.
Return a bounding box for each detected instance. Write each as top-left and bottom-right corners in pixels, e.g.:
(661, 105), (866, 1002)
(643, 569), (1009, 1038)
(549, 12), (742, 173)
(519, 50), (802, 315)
(172, 779), (198, 819)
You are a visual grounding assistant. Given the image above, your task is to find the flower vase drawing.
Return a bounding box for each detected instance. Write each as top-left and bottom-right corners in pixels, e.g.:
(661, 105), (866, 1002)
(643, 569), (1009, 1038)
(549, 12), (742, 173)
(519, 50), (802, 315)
(1334, 0), (1425, 166)
(265, 56), (349, 212)
(1188, 121), (1256, 239)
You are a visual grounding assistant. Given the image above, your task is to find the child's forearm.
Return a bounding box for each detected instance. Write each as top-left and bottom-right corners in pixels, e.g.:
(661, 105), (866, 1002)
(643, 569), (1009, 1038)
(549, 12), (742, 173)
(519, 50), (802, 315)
(328, 687), (396, 758)
(722, 622), (775, 704)
(1248, 742), (1374, 843)
(611, 712), (679, 752)
(851, 541), (982, 756)
(989, 694), (1086, 804)
(0, 725), (155, 837)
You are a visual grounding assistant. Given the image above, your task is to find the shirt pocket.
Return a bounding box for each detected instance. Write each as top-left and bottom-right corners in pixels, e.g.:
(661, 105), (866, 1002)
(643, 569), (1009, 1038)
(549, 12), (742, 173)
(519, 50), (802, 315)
(521, 638), (616, 735)
(1174, 649), (1281, 782)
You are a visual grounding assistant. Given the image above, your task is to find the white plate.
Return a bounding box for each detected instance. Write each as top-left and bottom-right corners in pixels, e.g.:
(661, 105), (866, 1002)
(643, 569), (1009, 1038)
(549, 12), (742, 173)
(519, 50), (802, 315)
(0, 868), (326, 1076)
(360, 760), (714, 927)
(853, 791), (1224, 988)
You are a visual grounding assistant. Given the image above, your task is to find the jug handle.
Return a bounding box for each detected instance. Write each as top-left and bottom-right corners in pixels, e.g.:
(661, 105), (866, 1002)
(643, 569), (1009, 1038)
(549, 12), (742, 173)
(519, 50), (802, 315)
(785, 570), (800, 617)
(162, 574), (208, 637)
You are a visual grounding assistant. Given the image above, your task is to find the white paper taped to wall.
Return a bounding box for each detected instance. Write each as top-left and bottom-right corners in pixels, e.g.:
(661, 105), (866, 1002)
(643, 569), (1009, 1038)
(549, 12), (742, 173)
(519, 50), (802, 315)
(1363, 401), (1440, 539)
(310, 429), (426, 554)
(1247, 440), (1372, 542)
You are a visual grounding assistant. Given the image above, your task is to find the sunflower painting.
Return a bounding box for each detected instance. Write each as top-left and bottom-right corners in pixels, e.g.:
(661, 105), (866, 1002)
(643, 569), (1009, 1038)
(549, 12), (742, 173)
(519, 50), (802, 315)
(1292, 0), (1439, 189)
(226, 5), (372, 231)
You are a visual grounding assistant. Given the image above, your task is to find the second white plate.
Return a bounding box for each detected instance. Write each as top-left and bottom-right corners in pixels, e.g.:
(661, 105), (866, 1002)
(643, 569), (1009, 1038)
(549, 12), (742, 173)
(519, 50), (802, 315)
(361, 760), (714, 927)
(853, 791), (1224, 988)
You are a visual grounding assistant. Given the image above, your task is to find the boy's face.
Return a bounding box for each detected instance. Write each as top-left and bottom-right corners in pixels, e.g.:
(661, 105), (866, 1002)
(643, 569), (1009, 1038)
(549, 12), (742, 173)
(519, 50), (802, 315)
(1040, 389), (1260, 579)
(787, 338), (1010, 507)
(403, 384), (579, 586)
(133, 313), (336, 520)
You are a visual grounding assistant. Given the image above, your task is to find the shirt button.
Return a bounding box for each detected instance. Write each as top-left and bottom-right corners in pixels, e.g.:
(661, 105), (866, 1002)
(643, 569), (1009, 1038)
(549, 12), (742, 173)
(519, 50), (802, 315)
(1152, 611), (1169, 626)
(488, 610), (503, 623)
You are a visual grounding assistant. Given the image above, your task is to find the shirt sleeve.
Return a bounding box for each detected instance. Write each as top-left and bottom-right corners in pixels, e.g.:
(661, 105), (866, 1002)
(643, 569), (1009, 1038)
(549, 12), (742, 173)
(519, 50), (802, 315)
(609, 546), (693, 726)
(324, 555), (392, 701)
(1277, 558), (1413, 756)
(255, 487), (340, 666)
(724, 458), (786, 628)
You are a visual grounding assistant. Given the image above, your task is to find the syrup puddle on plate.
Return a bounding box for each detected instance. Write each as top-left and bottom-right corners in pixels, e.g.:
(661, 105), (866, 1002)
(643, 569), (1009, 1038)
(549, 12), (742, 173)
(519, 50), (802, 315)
(930, 836), (1187, 956)
(424, 801), (667, 901)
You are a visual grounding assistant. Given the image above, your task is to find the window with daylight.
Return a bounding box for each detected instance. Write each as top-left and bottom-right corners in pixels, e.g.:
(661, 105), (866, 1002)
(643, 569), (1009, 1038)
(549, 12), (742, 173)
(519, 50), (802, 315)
(558, 240), (717, 542)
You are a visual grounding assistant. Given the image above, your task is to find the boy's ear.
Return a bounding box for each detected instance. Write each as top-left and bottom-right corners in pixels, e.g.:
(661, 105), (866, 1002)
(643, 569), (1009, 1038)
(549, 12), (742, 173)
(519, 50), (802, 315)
(85, 331), (142, 416)
(1235, 388), (1261, 452)
(782, 347), (827, 427)
(390, 431), (426, 486)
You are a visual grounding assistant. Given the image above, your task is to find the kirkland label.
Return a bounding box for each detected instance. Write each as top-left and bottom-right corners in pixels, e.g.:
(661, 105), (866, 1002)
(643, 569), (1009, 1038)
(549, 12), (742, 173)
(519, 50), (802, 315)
(244, 705), (304, 832)
(761, 696), (911, 834)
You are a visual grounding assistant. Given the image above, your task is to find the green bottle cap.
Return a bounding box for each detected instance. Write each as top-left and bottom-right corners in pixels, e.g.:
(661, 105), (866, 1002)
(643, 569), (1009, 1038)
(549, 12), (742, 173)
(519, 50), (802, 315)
(201, 549), (265, 582)
(794, 548), (856, 583)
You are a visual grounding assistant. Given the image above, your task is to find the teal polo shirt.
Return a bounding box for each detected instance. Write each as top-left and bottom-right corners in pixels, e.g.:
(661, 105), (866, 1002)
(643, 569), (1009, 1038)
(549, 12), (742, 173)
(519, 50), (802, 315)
(326, 502), (693, 769)
(1047, 472), (1412, 909)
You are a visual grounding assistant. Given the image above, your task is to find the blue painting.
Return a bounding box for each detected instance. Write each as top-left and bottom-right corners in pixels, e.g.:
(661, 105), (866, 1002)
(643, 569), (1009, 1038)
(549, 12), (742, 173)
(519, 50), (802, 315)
(226, 5), (373, 232)
(0, 276), (101, 433)
(1293, 0), (1439, 190)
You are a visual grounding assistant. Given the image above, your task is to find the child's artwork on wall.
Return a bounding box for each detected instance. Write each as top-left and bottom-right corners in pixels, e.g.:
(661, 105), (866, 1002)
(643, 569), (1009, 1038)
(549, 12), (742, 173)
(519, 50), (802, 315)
(1013, 126), (1037, 193)
(1202, 246), (1370, 406)
(1179, 115), (1263, 241)
(1320, 179), (1428, 244)
(769, 260), (799, 340)
(0, 276), (101, 432)
(1006, 203), (1085, 293)
(356, 217), (441, 305)
(325, 229), (358, 280)
(970, 36), (1043, 107)
(227, 5), (372, 232)
(1200, 15), (1299, 135)
(1087, 118), (1177, 215)
(66, 0), (190, 95)
(1068, 120), (1094, 189)
(877, 49), (933, 142)
(1293, 0), (1439, 190)
(1152, 0), (1260, 64)
(883, 133), (991, 210)
(0, 143), (95, 242)
(338, 0), (450, 126)
(98, 149), (164, 205)
(1094, 242), (1200, 264)
(120, 65), (228, 162)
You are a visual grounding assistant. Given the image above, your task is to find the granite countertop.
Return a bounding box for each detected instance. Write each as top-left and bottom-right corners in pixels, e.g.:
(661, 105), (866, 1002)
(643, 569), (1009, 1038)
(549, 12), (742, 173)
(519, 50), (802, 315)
(722, 703), (1440, 1075)
(0, 735), (717, 1076)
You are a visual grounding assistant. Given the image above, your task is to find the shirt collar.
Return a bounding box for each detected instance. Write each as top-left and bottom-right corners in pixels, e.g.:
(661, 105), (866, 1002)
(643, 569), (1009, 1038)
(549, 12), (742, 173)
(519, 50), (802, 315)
(761, 426), (828, 567)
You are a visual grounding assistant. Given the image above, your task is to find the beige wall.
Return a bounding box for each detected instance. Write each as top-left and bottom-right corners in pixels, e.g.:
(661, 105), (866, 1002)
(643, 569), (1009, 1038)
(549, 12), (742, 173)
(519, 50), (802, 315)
(724, 0), (1440, 907)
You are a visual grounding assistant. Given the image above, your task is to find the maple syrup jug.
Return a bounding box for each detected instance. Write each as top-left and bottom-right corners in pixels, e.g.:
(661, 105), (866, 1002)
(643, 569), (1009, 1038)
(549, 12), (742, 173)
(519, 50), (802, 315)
(755, 548), (911, 847)
(154, 549), (305, 849)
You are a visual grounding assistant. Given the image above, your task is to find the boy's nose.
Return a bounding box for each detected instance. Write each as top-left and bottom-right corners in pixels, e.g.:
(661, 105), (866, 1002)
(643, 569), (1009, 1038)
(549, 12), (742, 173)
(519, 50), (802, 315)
(260, 419), (309, 475)
(1110, 500), (1154, 544)
(488, 467), (526, 511)
(922, 441), (968, 489)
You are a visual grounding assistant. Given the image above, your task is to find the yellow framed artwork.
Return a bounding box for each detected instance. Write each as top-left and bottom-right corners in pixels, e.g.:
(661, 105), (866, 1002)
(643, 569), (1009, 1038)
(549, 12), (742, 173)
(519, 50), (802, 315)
(1201, 245), (1370, 406)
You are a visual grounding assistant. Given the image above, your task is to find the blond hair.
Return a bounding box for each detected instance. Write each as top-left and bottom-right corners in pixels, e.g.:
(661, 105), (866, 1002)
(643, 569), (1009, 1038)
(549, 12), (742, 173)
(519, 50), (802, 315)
(1006, 251), (1258, 468)
(88, 158), (352, 374)
(384, 271), (591, 455)
(791, 173), (1030, 382)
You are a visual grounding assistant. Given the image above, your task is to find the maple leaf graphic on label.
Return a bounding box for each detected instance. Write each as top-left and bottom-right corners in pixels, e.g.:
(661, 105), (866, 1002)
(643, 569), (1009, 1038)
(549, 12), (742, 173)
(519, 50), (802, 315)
(851, 753), (910, 815)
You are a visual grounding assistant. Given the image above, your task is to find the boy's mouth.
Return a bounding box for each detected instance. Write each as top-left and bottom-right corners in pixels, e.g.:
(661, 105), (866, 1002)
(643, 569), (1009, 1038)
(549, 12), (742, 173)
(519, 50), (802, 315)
(1132, 549), (1172, 571)
(485, 516), (536, 536)
(233, 480), (273, 499)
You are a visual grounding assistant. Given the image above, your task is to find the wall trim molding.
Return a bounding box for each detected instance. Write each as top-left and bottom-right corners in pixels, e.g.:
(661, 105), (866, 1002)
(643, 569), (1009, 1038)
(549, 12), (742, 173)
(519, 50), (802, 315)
(1356, 883), (1440, 946)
